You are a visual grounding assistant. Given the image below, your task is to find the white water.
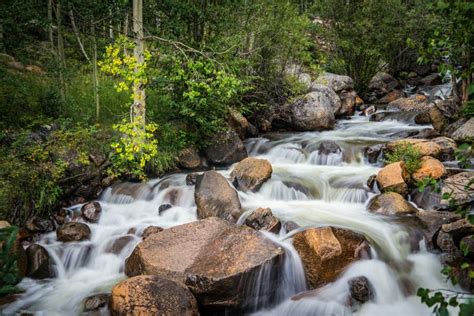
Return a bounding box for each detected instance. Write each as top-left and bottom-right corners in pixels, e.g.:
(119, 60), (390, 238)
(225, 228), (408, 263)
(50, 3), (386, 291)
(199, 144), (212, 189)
(3, 114), (456, 315)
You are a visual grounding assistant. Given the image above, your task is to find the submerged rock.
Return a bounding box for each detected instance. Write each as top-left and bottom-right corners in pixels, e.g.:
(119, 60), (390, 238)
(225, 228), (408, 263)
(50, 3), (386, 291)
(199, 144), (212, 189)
(158, 204), (172, 214)
(105, 235), (135, 254)
(110, 275), (199, 316)
(195, 171), (242, 222)
(81, 201), (102, 223)
(57, 222), (91, 242)
(293, 227), (369, 288)
(318, 141), (342, 155)
(367, 192), (418, 215)
(84, 293), (109, 312)
(348, 276), (374, 303)
(376, 162), (410, 195)
(231, 157), (273, 192)
(245, 207), (281, 233)
(204, 129), (248, 166)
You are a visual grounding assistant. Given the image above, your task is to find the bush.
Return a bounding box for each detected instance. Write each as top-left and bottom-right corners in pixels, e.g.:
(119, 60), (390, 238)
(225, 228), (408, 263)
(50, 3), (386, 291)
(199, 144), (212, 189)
(0, 225), (20, 295)
(384, 142), (422, 174)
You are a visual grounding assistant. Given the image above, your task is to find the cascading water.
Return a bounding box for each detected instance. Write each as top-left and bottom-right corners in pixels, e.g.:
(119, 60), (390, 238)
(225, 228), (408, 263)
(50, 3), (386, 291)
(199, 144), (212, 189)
(3, 114), (458, 315)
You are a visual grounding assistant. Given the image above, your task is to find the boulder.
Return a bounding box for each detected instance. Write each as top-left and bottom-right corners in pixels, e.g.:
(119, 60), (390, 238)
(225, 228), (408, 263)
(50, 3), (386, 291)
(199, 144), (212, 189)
(81, 201), (102, 223)
(245, 208), (281, 233)
(451, 118), (474, 143)
(376, 162), (410, 195)
(367, 192), (417, 215)
(414, 112), (431, 125)
(440, 172), (474, 207)
(386, 139), (442, 158)
(375, 90), (405, 104)
(442, 219), (474, 243)
(419, 73), (442, 86)
(368, 72), (399, 94)
(338, 90), (357, 117)
(178, 148), (201, 169)
(56, 222), (91, 242)
(293, 227), (369, 288)
(411, 128), (441, 139)
(184, 226), (283, 309)
(429, 106), (448, 133)
(84, 293), (109, 312)
(141, 226), (164, 239)
(348, 276), (374, 304)
(410, 186), (443, 211)
(204, 130), (248, 166)
(195, 171), (242, 222)
(431, 137), (457, 161)
(25, 244), (52, 279)
(110, 275), (199, 316)
(318, 141), (342, 155)
(387, 95), (431, 112)
(228, 109), (249, 140)
(25, 216), (54, 234)
(412, 156), (446, 182)
(315, 72), (354, 92)
(230, 157), (272, 192)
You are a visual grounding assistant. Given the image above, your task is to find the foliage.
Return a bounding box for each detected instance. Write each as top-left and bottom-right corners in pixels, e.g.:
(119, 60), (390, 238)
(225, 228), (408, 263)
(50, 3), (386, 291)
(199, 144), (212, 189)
(417, 288), (474, 316)
(0, 225), (20, 295)
(455, 143), (473, 169)
(384, 142), (422, 174)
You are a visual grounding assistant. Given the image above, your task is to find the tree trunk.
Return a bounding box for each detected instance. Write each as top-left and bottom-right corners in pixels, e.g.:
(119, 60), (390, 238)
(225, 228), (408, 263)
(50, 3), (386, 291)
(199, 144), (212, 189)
(69, 9), (91, 63)
(132, 0), (145, 127)
(109, 8), (114, 40)
(56, 0), (66, 104)
(91, 22), (100, 122)
(0, 19), (4, 53)
(47, 0), (54, 47)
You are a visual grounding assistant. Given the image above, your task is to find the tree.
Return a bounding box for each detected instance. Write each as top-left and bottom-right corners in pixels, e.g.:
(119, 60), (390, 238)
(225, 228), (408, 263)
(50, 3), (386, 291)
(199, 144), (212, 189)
(132, 0), (146, 127)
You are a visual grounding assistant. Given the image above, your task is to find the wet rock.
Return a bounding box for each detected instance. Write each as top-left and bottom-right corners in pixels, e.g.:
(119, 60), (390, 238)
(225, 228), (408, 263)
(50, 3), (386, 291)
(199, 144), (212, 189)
(318, 141), (342, 155)
(451, 117), (474, 143)
(367, 192), (417, 215)
(186, 173), (200, 186)
(25, 244), (52, 279)
(178, 148), (201, 169)
(386, 139), (442, 158)
(184, 225), (284, 309)
(81, 201), (102, 223)
(338, 90), (357, 117)
(366, 175), (377, 190)
(110, 275), (199, 316)
(440, 172), (474, 207)
(414, 210), (460, 248)
(158, 204), (172, 214)
(293, 227), (369, 288)
(420, 73), (442, 86)
(414, 112), (431, 125)
(231, 157), (272, 192)
(246, 123), (259, 138)
(228, 109), (250, 140)
(204, 129), (248, 166)
(412, 156), (446, 182)
(195, 171), (242, 222)
(245, 208), (281, 233)
(141, 226), (164, 240)
(25, 216), (54, 234)
(364, 144), (384, 164)
(105, 235), (135, 254)
(387, 95), (430, 112)
(84, 293), (109, 312)
(54, 208), (70, 226)
(376, 162), (410, 195)
(348, 276), (374, 303)
(57, 222), (91, 242)
(283, 221), (301, 232)
(315, 72), (354, 93)
(375, 90), (405, 104)
(361, 105), (376, 117)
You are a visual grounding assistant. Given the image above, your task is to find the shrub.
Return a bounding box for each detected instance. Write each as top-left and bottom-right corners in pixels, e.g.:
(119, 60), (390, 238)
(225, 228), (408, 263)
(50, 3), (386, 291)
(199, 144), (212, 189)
(0, 225), (20, 295)
(384, 142), (422, 174)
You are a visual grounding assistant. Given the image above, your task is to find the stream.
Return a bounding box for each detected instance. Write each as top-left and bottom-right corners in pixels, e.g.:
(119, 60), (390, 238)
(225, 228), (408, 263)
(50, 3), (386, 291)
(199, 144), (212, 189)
(3, 112), (457, 315)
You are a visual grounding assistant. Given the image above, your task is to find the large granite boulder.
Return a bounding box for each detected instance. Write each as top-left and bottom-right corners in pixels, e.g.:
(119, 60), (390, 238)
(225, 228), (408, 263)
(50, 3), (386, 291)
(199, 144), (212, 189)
(376, 162), (410, 195)
(204, 129), (248, 166)
(314, 72), (354, 93)
(451, 118), (474, 143)
(56, 222), (91, 242)
(230, 157), (272, 192)
(440, 172), (474, 207)
(387, 95), (431, 112)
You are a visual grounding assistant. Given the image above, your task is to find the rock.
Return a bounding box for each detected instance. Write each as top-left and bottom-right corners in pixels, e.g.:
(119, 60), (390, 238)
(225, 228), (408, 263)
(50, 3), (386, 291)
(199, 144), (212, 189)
(246, 123), (259, 138)
(441, 219), (474, 241)
(204, 129), (248, 166)
(451, 118), (474, 143)
(414, 210), (460, 248)
(141, 226), (164, 239)
(361, 105), (376, 117)
(84, 293), (109, 312)
(387, 95), (431, 112)
(158, 204), (172, 214)
(420, 73), (442, 86)
(228, 109), (249, 140)
(429, 106), (448, 133)
(367, 192), (417, 215)
(411, 128), (441, 139)
(386, 139), (442, 158)
(184, 225), (283, 309)
(414, 112), (431, 125)
(105, 235), (135, 254)
(195, 171), (242, 222)
(25, 216), (54, 234)
(258, 119), (272, 133)
(376, 90), (405, 104)
(368, 72), (399, 94)
(57, 222), (91, 242)
(178, 148), (201, 169)
(367, 175), (377, 190)
(376, 162), (410, 195)
(441, 172), (474, 206)
(412, 156), (446, 182)
(245, 208), (281, 233)
(355, 95), (364, 107)
(431, 137), (457, 161)
(460, 235), (474, 260)
(318, 141), (342, 155)
(364, 144), (384, 164)
(338, 90), (357, 116)
(315, 72), (354, 92)
(293, 227), (369, 288)
(348, 276), (374, 303)
(230, 157), (272, 192)
(186, 173), (200, 186)
(81, 201), (102, 223)
(25, 244), (52, 279)
(410, 186), (443, 211)
(283, 88), (338, 131)
(0, 221), (11, 229)
(110, 275), (199, 316)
